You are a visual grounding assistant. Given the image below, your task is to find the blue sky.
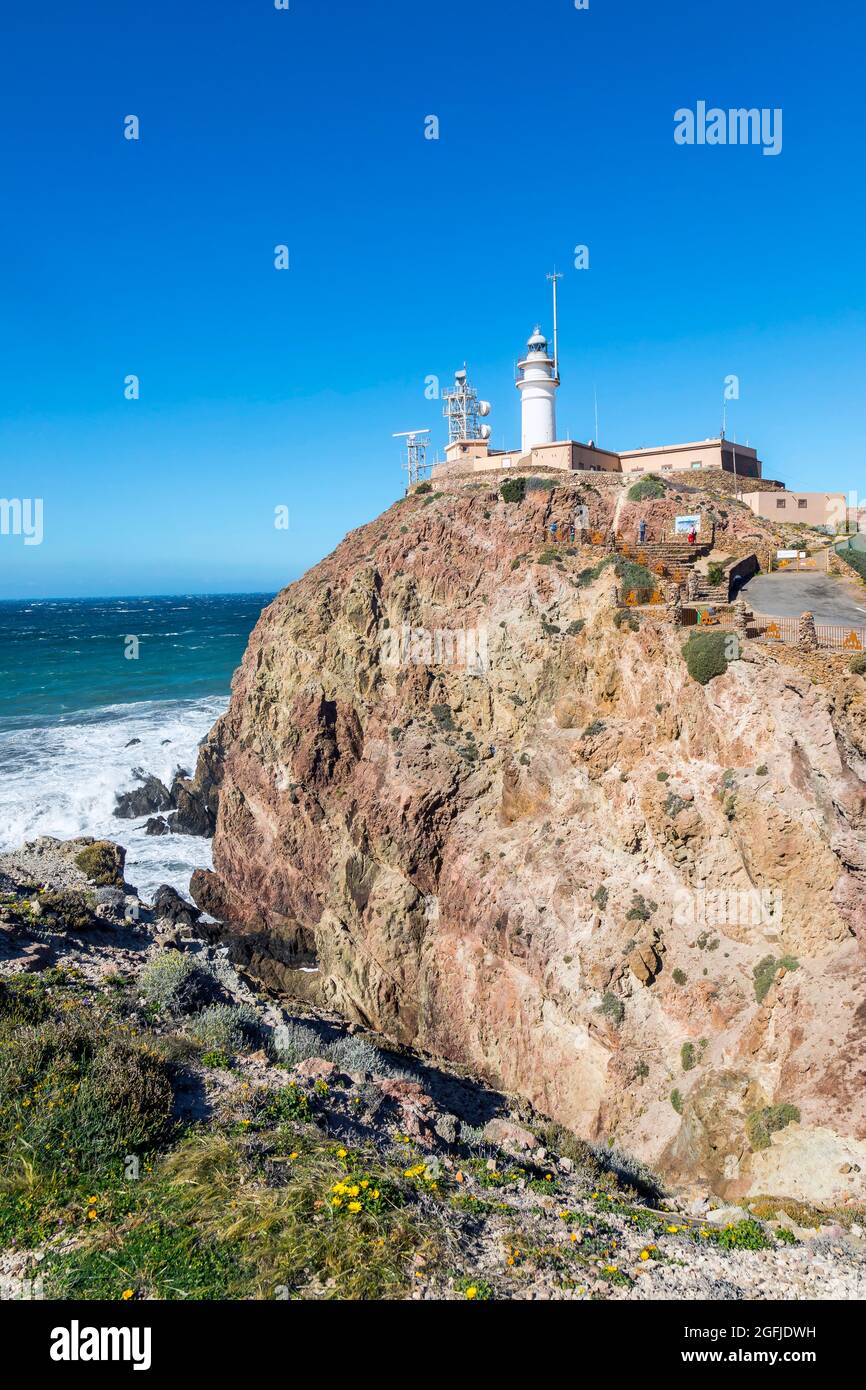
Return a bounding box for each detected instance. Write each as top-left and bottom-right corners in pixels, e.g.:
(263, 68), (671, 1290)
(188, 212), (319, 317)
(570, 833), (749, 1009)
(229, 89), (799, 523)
(0, 0), (863, 598)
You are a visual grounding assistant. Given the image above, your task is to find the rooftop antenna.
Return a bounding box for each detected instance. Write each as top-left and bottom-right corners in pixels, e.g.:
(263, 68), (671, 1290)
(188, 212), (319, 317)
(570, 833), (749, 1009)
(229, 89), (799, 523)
(393, 429), (431, 488)
(593, 384), (600, 448)
(442, 367), (490, 444)
(547, 269), (563, 383)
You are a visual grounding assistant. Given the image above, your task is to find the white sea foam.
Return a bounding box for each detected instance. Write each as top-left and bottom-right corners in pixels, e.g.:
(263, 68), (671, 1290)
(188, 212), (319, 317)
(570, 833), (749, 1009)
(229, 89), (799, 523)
(0, 696), (226, 901)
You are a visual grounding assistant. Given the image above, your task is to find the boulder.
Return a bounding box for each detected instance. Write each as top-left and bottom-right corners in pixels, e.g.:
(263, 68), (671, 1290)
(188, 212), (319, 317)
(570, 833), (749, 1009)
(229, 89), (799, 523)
(482, 1117), (538, 1154)
(114, 774), (172, 819)
(145, 816), (172, 837)
(151, 884), (201, 929)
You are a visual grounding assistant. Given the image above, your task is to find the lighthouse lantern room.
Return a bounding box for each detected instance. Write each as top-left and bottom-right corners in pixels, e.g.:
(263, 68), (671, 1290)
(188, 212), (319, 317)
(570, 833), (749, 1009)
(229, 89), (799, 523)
(516, 325), (559, 453)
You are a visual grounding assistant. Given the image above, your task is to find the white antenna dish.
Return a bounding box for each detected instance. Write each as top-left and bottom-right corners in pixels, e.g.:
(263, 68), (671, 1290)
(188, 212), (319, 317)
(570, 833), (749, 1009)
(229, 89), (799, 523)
(479, 424), (492, 440)
(478, 400), (491, 417)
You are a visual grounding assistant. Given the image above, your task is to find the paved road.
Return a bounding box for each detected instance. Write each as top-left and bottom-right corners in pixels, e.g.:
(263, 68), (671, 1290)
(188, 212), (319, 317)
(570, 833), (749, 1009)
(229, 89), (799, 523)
(740, 572), (866, 628)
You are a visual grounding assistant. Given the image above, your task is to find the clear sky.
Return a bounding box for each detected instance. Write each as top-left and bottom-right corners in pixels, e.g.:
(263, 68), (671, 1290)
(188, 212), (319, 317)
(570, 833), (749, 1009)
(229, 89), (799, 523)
(1, 0), (864, 598)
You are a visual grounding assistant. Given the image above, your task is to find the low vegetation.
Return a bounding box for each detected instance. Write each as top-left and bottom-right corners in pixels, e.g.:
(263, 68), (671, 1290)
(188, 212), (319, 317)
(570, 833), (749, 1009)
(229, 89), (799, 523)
(747, 1103), (801, 1152)
(627, 474), (666, 502)
(681, 630), (732, 685)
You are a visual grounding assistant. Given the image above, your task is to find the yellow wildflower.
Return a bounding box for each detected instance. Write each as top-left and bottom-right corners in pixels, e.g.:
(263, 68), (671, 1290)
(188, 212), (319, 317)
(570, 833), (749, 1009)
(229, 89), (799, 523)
(465, 1286), (477, 1300)
(347, 1201), (362, 1213)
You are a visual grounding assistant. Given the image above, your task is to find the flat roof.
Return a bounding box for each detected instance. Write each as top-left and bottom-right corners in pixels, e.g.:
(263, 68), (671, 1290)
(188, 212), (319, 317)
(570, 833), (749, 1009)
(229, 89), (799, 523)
(619, 438), (758, 459)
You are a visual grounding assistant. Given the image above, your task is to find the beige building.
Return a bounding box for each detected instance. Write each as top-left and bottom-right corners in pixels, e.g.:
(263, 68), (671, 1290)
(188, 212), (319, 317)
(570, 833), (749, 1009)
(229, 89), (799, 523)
(744, 490), (847, 531)
(434, 433), (761, 482)
(440, 438), (621, 475)
(618, 438), (761, 478)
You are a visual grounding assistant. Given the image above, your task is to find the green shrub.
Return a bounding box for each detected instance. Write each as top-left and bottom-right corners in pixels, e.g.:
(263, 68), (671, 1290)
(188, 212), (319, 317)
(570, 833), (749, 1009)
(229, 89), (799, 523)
(756, 764), (769, 776)
(200, 1049), (233, 1069)
(849, 653), (866, 675)
(582, 720), (605, 738)
(670, 1089), (683, 1114)
(598, 993), (624, 1025)
(681, 1042), (696, 1072)
(74, 840), (124, 888)
(613, 608), (640, 631)
(656, 771), (669, 782)
(500, 477), (526, 504)
(0, 1020), (174, 1177)
(715, 1218), (773, 1251)
(33, 890), (95, 933)
(188, 1003), (260, 1053)
(414, 481), (432, 494)
(681, 630), (731, 685)
(139, 953), (216, 1017)
(256, 1083), (313, 1126)
(627, 475), (666, 502)
(753, 954), (799, 1004)
(431, 703), (456, 732)
(271, 1020), (328, 1067)
(566, 619), (585, 636)
(575, 557), (612, 588)
(707, 564), (725, 587)
(615, 558), (656, 594)
(0, 975), (51, 1025)
(747, 1103), (801, 1152)
(672, 968), (687, 986)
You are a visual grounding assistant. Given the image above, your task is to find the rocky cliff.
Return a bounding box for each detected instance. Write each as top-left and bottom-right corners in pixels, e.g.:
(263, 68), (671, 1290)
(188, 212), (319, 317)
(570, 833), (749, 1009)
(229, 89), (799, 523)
(190, 475), (866, 1203)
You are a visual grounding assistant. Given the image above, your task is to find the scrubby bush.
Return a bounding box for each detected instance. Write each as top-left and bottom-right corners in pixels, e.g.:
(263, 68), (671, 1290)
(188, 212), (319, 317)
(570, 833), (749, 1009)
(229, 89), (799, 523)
(627, 474), (666, 502)
(0, 1020), (174, 1177)
(849, 653), (866, 675)
(616, 558), (656, 594)
(271, 1020), (329, 1067)
(747, 1103), (801, 1151)
(188, 1003), (260, 1053)
(32, 890), (95, 933)
(672, 968), (687, 986)
(753, 954), (799, 1004)
(681, 630), (731, 685)
(0, 974), (51, 1025)
(139, 952), (216, 1017)
(670, 1089), (684, 1114)
(707, 563), (726, 587)
(598, 993), (624, 1025)
(414, 481), (432, 494)
(681, 1042), (696, 1072)
(74, 840), (124, 887)
(715, 1218), (773, 1251)
(500, 477), (527, 504)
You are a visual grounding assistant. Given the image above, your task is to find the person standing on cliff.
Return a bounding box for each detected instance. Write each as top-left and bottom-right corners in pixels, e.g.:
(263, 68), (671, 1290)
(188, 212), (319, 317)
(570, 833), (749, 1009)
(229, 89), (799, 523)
(638, 518), (647, 545)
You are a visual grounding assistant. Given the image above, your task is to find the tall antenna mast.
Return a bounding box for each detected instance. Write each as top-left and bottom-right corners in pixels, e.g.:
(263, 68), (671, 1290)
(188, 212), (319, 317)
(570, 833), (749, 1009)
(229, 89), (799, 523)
(393, 429), (431, 488)
(594, 384), (600, 447)
(547, 269), (563, 383)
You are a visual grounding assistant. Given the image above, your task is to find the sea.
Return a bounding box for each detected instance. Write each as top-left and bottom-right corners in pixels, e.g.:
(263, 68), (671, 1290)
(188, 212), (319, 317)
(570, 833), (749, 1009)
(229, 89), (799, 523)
(0, 594), (273, 901)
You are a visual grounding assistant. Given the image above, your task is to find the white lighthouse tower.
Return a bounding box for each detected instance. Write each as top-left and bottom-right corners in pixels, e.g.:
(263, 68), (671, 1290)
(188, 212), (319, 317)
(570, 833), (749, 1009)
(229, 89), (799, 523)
(516, 325), (559, 453)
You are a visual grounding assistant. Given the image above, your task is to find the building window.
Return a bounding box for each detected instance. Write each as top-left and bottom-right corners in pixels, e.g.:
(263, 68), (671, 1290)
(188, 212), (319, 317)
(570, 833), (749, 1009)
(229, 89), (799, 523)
(776, 499), (786, 508)
(798, 499), (807, 509)
(691, 461), (702, 469)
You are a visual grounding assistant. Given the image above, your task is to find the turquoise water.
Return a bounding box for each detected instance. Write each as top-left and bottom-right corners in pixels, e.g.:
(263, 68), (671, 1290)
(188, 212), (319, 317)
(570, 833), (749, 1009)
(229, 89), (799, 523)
(0, 594), (273, 897)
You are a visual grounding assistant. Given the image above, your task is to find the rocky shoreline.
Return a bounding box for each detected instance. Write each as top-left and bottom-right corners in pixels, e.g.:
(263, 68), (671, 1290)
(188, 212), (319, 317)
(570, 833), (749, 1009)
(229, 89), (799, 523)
(1, 835), (864, 1301)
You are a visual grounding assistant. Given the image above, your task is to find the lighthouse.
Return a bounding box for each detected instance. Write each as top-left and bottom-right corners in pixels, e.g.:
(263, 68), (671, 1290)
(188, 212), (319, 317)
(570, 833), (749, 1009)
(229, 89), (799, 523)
(516, 325), (559, 453)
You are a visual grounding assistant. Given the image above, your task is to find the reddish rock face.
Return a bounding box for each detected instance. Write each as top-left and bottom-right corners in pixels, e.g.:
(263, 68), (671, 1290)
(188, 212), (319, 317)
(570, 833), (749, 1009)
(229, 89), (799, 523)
(191, 477), (866, 1200)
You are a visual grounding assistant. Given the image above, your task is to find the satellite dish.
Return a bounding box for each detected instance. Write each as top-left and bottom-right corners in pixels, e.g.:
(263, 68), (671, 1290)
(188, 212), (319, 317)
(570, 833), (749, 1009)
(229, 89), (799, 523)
(478, 400), (491, 416)
(479, 424), (492, 440)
